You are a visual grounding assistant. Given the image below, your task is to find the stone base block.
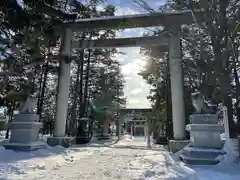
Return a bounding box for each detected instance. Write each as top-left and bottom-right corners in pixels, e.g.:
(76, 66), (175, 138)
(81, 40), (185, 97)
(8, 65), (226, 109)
(168, 139), (190, 153)
(189, 124), (224, 149)
(47, 136), (74, 148)
(9, 122), (42, 143)
(3, 141), (45, 151)
(180, 145), (225, 165)
(190, 114), (218, 124)
(13, 114), (39, 122)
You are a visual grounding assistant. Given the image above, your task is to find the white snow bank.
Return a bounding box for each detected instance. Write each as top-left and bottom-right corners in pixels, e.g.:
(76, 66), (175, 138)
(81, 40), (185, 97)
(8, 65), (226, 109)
(0, 137), (176, 180)
(218, 138), (239, 165)
(168, 137), (240, 180)
(155, 151), (240, 180)
(220, 133), (226, 141)
(1, 132), (240, 180)
(0, 143), (95, 179)
(120, 134), (134, 141)
(180, 166), (240, 180)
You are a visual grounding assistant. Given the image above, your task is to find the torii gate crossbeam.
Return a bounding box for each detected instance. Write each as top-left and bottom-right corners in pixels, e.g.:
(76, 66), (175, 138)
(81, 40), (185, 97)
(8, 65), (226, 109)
(72, 36), (169, 49)
(60, 10), (203, 31)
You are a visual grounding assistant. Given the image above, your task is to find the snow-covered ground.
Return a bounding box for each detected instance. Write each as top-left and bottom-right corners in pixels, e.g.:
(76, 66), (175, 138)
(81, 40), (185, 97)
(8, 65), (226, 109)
(0, 133), (239, 180)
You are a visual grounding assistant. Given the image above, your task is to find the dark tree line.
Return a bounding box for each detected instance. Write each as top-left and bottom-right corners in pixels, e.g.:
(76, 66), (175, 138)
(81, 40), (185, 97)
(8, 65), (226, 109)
(0, 0), (126, 136)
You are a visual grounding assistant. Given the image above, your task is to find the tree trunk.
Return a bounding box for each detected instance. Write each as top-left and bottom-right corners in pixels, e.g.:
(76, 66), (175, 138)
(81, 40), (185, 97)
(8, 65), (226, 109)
(78, 51), (84, 115)
(69, 50), (84, 135)
(31, 66), (38, 93)
(37, 65), (44, 116)
(0, 75), (9, 95)
(224, 95), (236, 138)
(0, 65), (12, 94)
(219, 67), (235, 138)
(166, 56), (173, 140)
(81, 49), (92, 117)
(38, 61), (49, 121)
(5, 112), (13, 139)
(234, 66), (240, 124)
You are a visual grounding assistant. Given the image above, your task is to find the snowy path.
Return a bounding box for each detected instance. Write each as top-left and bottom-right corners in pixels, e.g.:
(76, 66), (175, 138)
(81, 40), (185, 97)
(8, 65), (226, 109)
(0, 137), (192, 180)
(27, 146), (161, 180)
(1, 136), (240, 180)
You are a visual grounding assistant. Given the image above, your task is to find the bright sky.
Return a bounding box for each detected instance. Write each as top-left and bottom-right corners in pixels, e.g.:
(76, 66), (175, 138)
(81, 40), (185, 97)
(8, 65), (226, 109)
(105, 0), (166, 108)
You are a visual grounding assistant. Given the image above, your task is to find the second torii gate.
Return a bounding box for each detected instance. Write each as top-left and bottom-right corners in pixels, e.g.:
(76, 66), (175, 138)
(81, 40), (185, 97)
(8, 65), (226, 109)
(47, 10), (203, 152)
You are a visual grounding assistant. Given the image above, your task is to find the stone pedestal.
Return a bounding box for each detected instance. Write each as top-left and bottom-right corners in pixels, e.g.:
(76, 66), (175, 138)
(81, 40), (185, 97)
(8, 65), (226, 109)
(75, 117), (92, 144)
(190, 114), (218, 124)
(3, 114), (44, 151)
(180, 114), (225, 165)
(187, 124), (224, 149)
(94, 121), (111, 140)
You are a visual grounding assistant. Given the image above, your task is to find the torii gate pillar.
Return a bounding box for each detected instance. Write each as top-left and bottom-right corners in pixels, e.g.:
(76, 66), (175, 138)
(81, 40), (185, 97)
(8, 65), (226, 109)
(169, 30), (185, 140)
(47, 28), (73, 147)
(168, 30), (190, 152)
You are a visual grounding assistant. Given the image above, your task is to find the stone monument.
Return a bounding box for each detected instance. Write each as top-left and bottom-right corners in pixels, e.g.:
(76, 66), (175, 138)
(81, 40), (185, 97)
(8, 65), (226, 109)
(180, 92), (225, 165)
(76, 117), (94, 144)
(3, 94), (44, 151)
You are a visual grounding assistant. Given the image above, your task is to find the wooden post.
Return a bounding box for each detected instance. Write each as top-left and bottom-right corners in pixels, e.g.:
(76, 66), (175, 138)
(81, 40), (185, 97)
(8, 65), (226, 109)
(222, 105), (230, 139)
(147, 119), (152, 148)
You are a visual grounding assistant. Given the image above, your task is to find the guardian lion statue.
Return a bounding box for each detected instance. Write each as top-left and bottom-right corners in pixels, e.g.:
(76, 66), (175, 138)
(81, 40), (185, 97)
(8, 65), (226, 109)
(19, 92), (38, 114)
(191, 91), (217, 114)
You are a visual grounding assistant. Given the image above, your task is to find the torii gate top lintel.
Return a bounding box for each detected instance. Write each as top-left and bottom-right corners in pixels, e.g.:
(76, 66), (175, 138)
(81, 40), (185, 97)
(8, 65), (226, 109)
(61, 10), (203, 32)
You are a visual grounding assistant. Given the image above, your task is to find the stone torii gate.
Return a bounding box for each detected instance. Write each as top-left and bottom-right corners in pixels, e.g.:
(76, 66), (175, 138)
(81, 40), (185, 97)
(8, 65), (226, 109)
(47, 10), (202, 151)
